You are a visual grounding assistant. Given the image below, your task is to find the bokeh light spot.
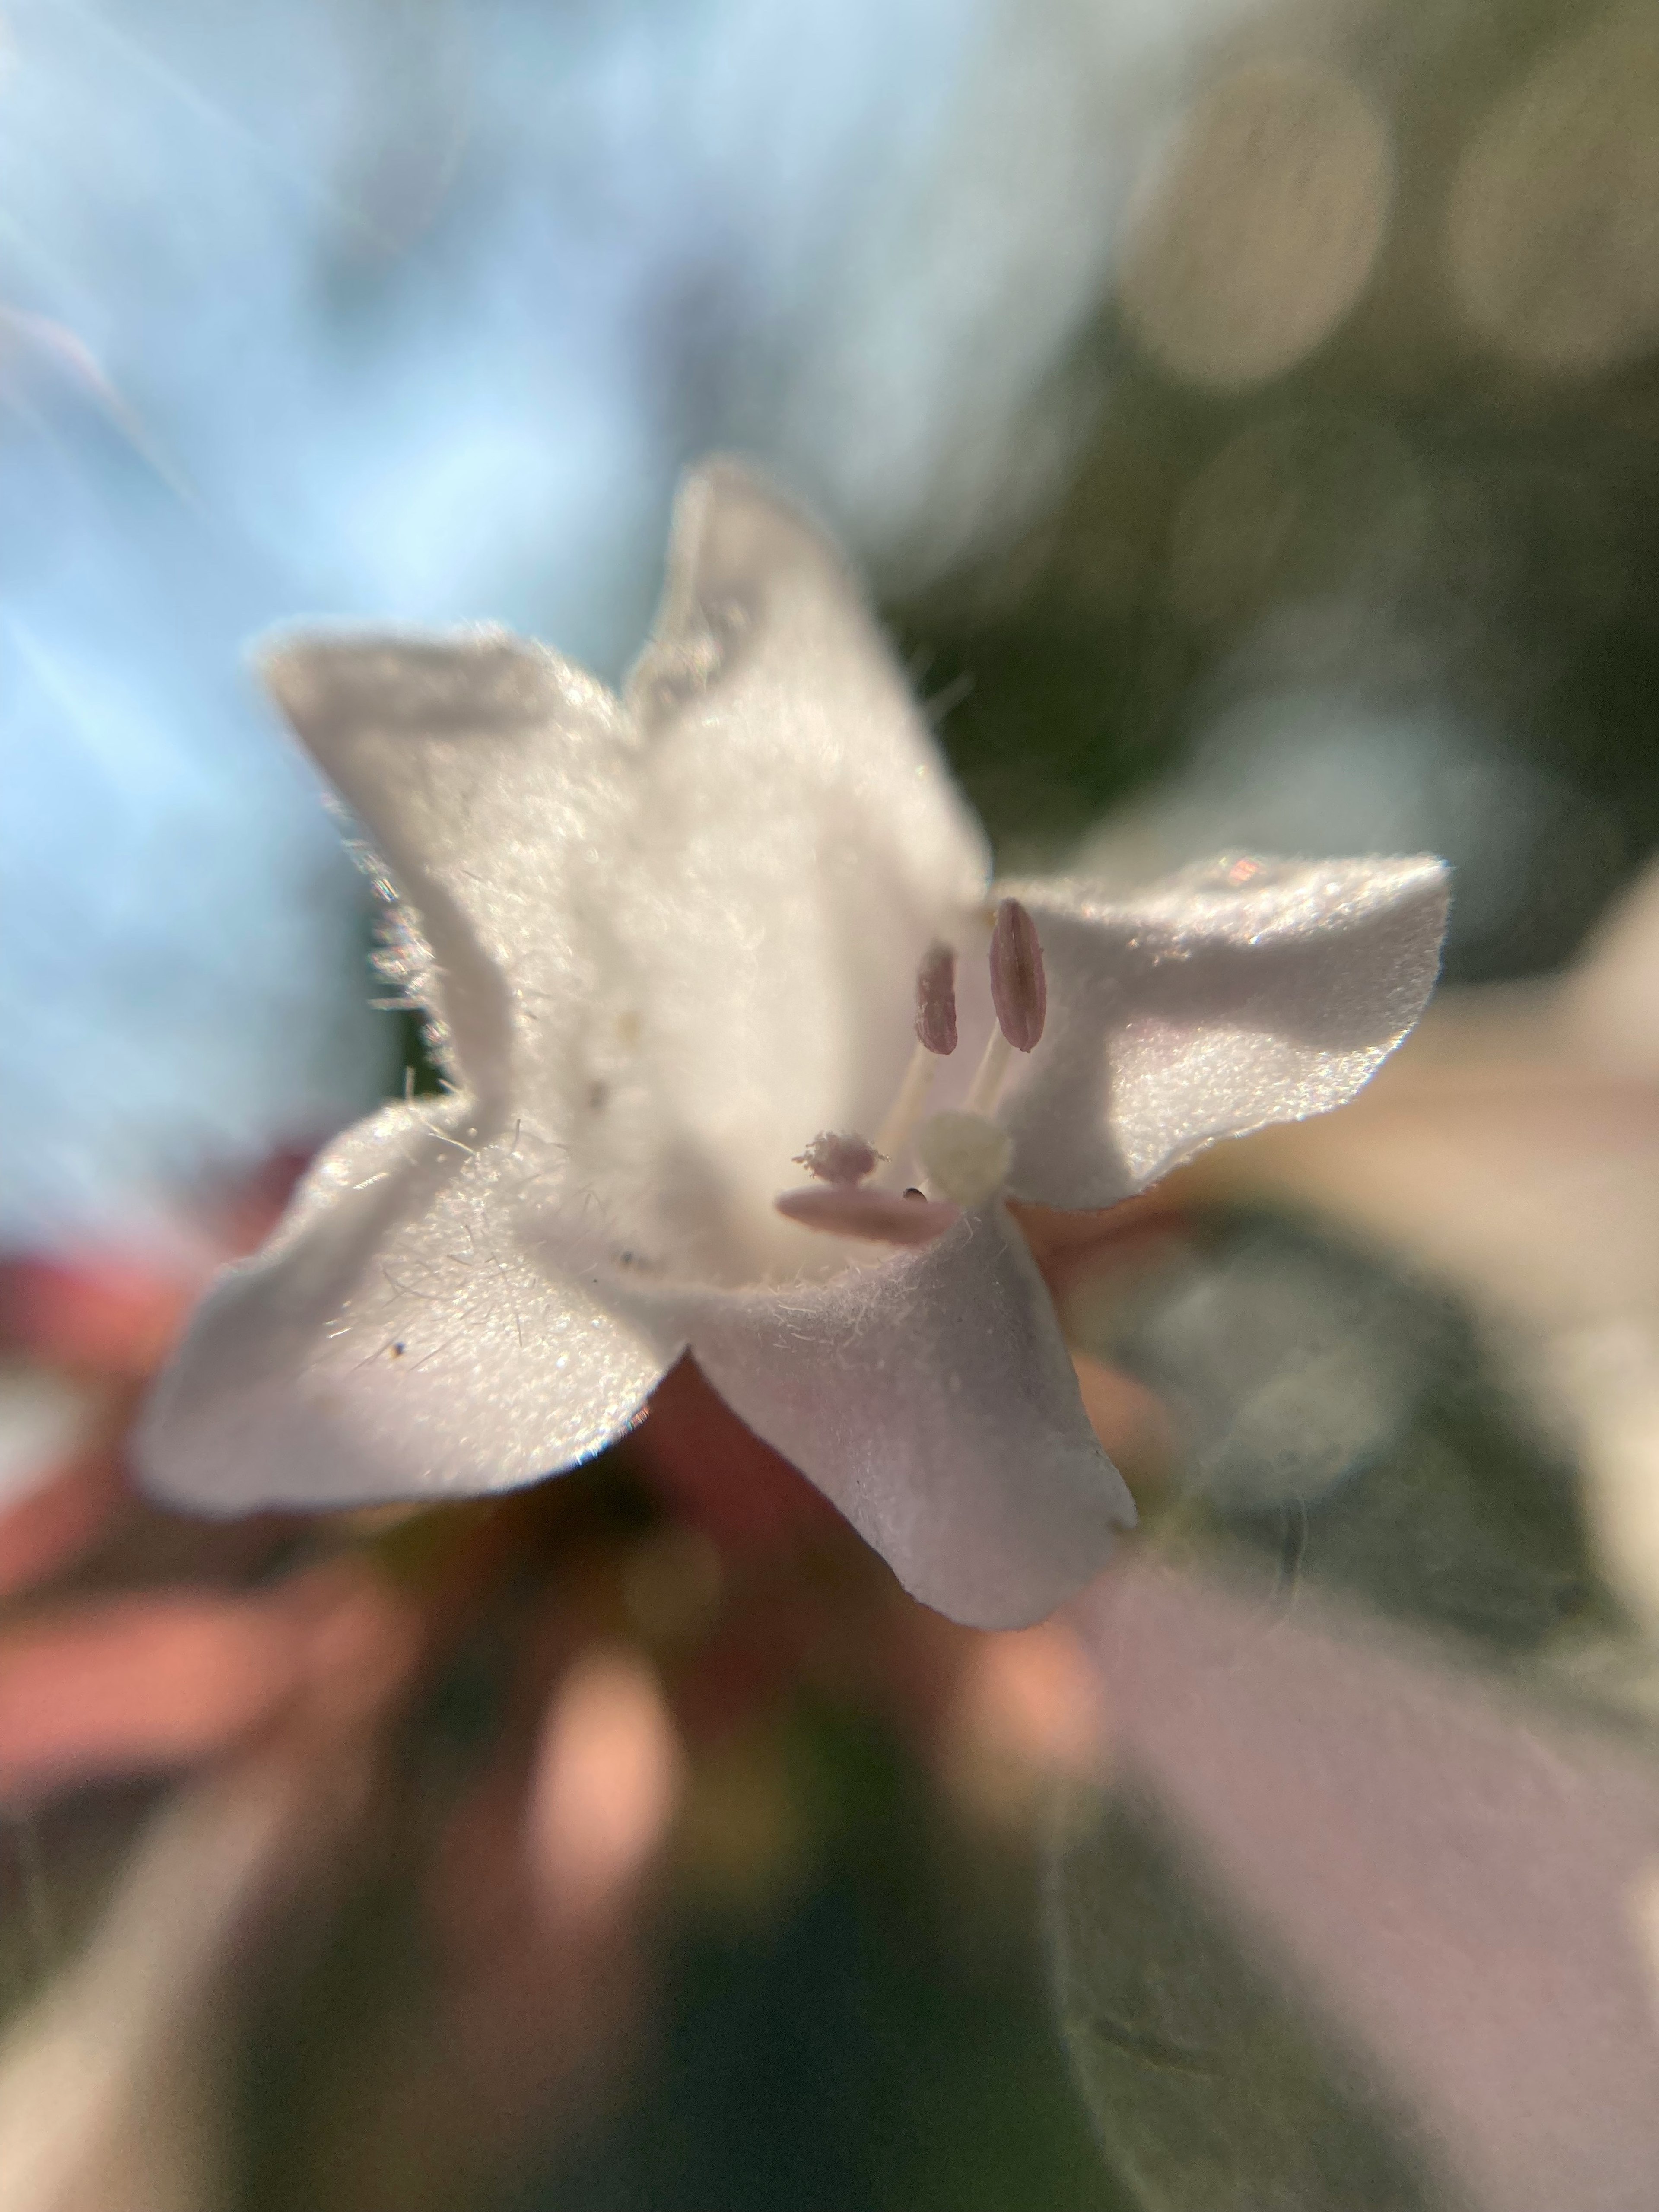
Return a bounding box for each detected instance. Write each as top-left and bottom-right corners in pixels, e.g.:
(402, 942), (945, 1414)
(1447, 6), (1659, 377)
(1120, 61), (1393, 389)
(525, 1646), (683, 1928)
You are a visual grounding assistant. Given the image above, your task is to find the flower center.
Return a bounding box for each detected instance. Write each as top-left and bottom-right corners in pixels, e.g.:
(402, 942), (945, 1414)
(776, 898), (1047, 1245)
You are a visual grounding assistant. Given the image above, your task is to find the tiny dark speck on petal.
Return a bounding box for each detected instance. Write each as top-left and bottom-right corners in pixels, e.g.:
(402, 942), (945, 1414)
(391, 1342), (406, 1357)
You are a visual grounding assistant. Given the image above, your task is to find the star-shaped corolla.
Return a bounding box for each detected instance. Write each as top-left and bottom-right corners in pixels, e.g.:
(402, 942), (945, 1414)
(137, 460), (1448, 1628)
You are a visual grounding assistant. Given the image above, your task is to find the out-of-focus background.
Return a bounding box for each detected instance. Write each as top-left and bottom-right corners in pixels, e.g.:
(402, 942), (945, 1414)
(4, 3), (1659, 2208)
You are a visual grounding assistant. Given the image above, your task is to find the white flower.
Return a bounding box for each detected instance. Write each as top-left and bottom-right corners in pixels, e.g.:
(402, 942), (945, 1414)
(137, 460), (1448, 1627)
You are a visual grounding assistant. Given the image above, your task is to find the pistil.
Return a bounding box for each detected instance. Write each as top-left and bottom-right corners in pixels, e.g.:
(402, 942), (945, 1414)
(776, 1184), (959, 1246)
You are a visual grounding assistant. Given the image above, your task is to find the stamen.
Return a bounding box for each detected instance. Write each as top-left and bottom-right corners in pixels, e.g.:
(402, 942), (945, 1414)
(963, 1030), (1013, 1117)
(914, 941), (958, 1055)
(793, 1131), (880, 1185)
(989, 897), (1046, 1052)
(915, 1110), (1012, 1208)
(872, 941), (961, 1176)
(775, 1184), (959, 1246)
(873, 1041), (939, 1170)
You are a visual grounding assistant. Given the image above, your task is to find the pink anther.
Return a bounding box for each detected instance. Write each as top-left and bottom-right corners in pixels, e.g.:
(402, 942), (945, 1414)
(988, 898), (1046, 1052)
(914, 941), (958, 1056)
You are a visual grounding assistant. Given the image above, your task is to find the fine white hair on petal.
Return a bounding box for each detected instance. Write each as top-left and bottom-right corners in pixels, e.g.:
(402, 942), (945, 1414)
(258, 626), (638, 1116)
(136, 1096), (680, 1515)
(657, 1205), (1136, 1630)
(993, 853), (1451, 1206)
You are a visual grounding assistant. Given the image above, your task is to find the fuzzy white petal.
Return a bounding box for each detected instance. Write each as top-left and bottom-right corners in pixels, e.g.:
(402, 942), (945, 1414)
(260, 626), (637, 1112)
(137, 1098), (679, 1513)
(614, 460), (990, 1266)
(656, 1205), (1135, 1629)
(996, 855), (1450, 1205)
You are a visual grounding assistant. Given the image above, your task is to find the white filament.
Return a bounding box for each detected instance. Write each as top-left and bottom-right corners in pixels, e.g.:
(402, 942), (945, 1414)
(963, 1029), (1013, 1117)
(873, 1040), (941, 1181)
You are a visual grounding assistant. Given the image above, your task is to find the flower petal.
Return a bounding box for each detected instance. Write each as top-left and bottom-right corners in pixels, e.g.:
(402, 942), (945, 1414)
(137, 1098), (679, 1513)
(996, 855), (1450, 1206)
(614, 460), (991, 1267)
(655, 1205), (1135, 1629)
(261, 626), (636, 1109)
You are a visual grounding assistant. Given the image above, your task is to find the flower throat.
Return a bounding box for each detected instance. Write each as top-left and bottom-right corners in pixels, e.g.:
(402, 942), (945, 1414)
(776, 898), (1047, 1245)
